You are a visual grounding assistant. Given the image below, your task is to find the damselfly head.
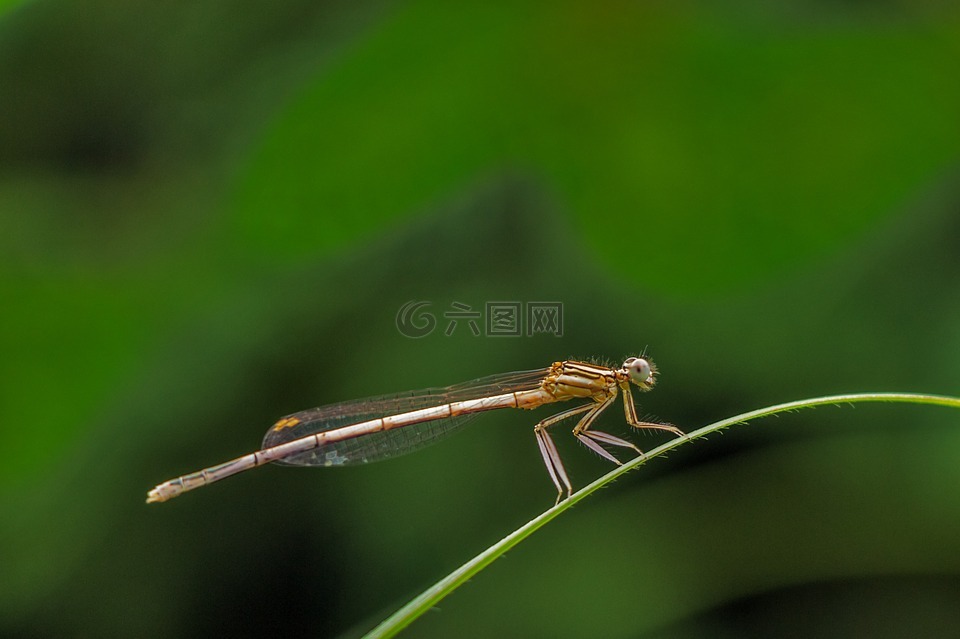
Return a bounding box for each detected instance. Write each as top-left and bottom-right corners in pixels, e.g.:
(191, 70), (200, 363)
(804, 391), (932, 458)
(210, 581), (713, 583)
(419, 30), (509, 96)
(622, 357), (657, 390)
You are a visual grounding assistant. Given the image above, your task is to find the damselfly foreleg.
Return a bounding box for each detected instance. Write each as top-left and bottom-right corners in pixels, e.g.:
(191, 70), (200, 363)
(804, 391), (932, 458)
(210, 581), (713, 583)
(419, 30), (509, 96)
(621, 384), (686, 438)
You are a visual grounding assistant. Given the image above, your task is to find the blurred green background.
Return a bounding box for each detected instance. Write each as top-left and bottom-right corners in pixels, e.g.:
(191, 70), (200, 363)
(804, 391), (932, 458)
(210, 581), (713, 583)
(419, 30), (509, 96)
(2, 1), (959, 637)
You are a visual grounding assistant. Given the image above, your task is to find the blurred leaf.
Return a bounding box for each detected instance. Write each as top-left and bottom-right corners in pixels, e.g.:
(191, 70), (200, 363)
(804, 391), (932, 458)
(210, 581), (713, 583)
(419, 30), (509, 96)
(0, 0), (26, 16)
(0, 0), (393, 483)
(234, 1), (960, 292)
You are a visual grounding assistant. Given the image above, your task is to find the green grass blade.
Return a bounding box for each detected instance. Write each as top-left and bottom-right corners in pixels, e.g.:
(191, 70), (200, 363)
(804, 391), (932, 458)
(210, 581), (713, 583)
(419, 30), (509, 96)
(363, 392), (960, 639)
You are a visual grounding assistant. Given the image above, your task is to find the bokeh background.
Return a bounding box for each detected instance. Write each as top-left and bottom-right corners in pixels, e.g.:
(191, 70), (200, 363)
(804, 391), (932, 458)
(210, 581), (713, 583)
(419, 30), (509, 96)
(2, 1), (959, 637)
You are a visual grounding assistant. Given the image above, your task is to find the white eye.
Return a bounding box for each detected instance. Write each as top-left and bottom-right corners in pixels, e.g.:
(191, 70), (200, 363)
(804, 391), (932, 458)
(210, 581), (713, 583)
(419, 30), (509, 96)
(627, 358), (652, 384)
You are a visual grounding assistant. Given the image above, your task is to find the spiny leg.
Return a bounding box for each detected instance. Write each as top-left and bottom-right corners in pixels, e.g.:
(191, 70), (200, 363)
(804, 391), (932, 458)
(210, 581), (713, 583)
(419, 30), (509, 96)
(534, 403), (593, 504)
(582, 429), (644, 452)
(570, 395), (615, 437)
(535, 429), (569, 505)
(622, 384), (686, 439)
(570, 395), (644, 462)
(574, 406), (618, 463)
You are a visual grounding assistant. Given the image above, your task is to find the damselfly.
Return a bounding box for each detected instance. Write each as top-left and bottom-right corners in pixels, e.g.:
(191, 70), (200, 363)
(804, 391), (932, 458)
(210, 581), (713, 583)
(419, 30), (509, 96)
(147, 356), (683, 504)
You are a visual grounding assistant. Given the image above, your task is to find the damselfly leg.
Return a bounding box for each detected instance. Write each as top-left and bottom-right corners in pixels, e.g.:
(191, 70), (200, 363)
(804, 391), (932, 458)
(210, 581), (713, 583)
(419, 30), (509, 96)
(534, 393), (652, 505)
(621, 384), (686, 438)
(534, 404), (593, 503)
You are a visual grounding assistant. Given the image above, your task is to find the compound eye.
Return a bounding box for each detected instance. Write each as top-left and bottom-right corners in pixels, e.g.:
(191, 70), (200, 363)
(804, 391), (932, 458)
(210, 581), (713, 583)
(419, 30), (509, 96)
(628, 358), (652, 384)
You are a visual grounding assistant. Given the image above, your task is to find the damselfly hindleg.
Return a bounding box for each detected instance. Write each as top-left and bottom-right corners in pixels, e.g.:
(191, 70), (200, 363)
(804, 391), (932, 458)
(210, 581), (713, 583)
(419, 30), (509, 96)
(534, 404), (594, 504)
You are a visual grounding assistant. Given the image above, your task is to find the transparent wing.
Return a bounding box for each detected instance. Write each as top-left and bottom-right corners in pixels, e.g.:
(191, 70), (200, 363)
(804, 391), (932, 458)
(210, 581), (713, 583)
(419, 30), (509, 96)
(261, 368), (550, 466)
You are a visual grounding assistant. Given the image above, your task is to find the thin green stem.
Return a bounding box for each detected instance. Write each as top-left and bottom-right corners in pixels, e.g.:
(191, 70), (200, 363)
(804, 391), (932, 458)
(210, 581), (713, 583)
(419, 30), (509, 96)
(363, 392), (960, 639)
